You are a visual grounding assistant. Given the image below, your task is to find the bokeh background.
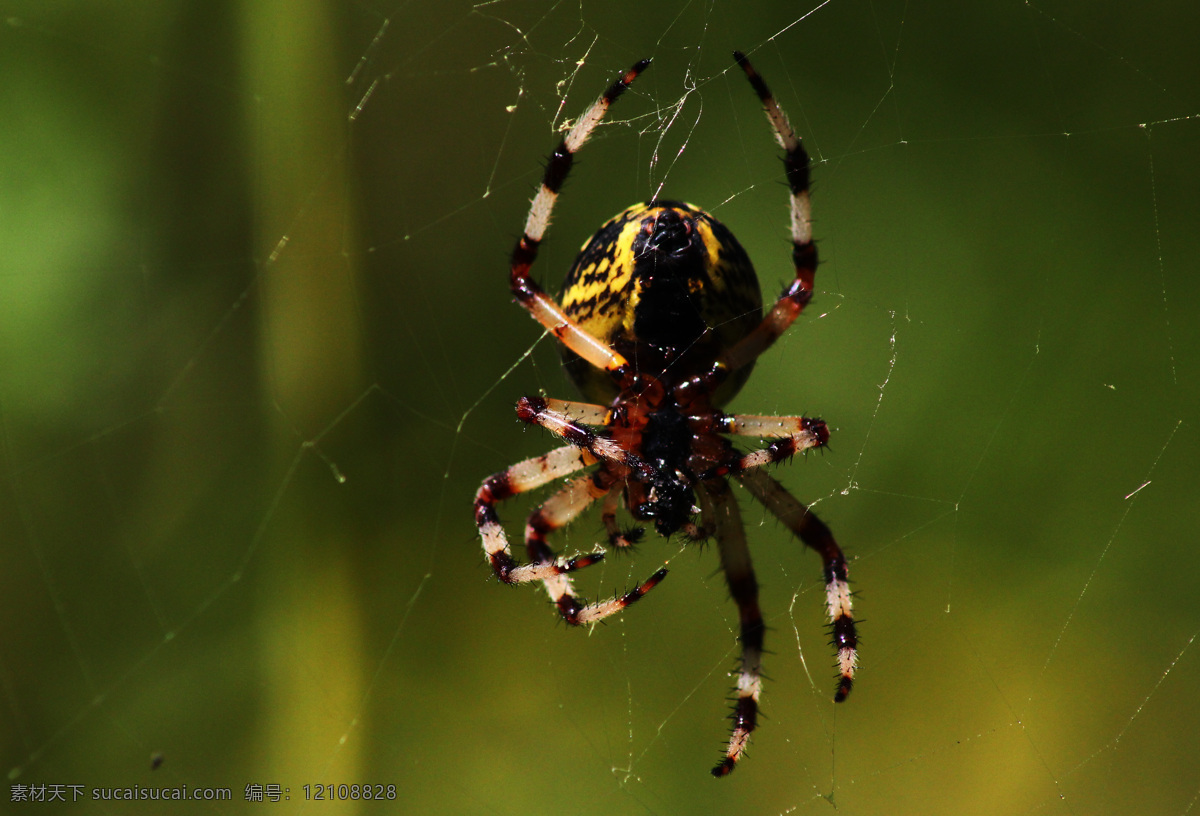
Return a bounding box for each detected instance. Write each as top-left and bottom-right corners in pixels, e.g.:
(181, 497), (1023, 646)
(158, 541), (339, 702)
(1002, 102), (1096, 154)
(3, 1), (1198, 813)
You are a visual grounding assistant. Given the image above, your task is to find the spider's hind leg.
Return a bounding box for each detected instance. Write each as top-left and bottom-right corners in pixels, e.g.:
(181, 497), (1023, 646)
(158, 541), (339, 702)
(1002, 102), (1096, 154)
(508, 60), (650, 386)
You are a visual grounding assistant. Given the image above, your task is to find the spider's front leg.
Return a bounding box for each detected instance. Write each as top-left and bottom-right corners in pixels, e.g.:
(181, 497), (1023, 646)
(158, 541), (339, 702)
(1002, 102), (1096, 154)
(524, 464), (665, 625)
(474, 397), (667, 625)
(697, 478), (764, 777)
(735, 468), (857, 701)
(517, 396), (669, 621)
(600, 489), (646, 550)
(475, 444), (605, 584)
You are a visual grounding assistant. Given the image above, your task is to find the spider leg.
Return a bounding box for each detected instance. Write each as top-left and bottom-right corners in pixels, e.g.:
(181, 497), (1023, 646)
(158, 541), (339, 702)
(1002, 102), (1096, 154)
(672, 53), (815, 407)
(536, 397), (613, 427)
(717, 413), (821, 439)
(600, 489), (643, 550)
(734, 468), (857, 702)
(696, 413), (830, 481)
(542, 399), (645, 549)
(698, 478), (764, 778)
(509, 59), (651, 387)
(525, 468), (665, 625)
(714, 53), (817, 376)
(517, 396), (658, 483)
(476, 444), (600, 584)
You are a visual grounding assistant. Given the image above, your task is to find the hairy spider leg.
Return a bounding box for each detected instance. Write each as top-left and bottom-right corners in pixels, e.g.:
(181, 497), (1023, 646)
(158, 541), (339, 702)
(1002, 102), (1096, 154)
(600, 489), (643, 550)
(536, 397), (613, 426)
(508, 59), (652, 389)
(735, 468), (857, 701)
(532, 402), (645, 551)
(475, 439), (666, 625)
(517, 396), (669, 620)
(689, 410), (842, 773)
(516, 396), (656, 481)
(698, 413), (831, 480)
(718, 52), (817, 372)
(699, 478), (764, 777)
(476, 444), (599, 584)
(524, 472), (610, 610)
(717, 413), (824, 438)
(674, 52), (817, 409)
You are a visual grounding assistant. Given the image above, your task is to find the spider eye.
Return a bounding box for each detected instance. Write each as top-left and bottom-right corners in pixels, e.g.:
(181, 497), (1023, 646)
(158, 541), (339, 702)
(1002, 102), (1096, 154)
(631, 475), (696, 537)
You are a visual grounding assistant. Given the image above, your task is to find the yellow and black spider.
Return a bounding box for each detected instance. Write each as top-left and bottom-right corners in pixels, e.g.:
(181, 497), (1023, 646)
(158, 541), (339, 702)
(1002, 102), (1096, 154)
(474, 52), (858, 776)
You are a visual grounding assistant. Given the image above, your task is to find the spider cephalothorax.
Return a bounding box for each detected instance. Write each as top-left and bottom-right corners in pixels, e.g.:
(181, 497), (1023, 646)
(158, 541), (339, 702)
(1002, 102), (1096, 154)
(474, 53), (858, 776)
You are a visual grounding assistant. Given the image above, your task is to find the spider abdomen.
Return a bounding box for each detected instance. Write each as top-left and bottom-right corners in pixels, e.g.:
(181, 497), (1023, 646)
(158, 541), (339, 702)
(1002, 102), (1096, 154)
(559, 202), (762, 405)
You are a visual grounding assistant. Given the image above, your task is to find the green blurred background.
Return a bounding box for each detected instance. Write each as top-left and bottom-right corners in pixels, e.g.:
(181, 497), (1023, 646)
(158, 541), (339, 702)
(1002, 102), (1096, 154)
(3, 1), (1198, 813)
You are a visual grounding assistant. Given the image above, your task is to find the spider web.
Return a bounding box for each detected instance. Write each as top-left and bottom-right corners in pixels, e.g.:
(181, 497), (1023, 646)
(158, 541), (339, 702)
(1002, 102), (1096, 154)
(2, 1), (1198, 814)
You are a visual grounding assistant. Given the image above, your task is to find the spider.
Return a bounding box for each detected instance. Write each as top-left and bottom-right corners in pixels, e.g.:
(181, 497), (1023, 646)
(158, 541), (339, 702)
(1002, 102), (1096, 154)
(474, 52), (858, 777)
